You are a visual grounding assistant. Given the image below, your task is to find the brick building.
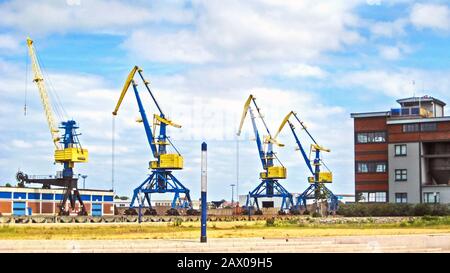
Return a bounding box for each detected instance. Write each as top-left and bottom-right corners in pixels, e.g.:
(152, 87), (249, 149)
(351, 96), (450, 204)
(0, 186), (114, 216)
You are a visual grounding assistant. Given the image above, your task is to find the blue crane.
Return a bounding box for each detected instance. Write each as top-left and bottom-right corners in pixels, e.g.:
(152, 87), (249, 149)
(113, 66), (196, 216)
(273, 111), (338, 215)
(237, 95), (293, 214)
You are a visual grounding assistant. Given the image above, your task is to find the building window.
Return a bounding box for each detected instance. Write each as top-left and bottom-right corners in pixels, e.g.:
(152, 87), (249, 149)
(423, 192), (440, 204)
(395, 169), (407, 181)
(358, 192), (386, 203)
(358, 192), (369, 202)
(403, 123), (420, 132)
(394, 144), (407, 156)
(0, 191), (12, 199)
(356, 162), (387, 173)
(356, 131), (386, 144)
(395, 193), (408, 203)
(375, 192), (386, 202)
(368, 192), (376, 202)
(402, 123), (438, 132)
(420, 123), (437, 132)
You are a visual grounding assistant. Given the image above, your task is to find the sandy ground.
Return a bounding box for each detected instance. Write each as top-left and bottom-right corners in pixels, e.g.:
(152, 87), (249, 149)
(1, 233), (449, 253)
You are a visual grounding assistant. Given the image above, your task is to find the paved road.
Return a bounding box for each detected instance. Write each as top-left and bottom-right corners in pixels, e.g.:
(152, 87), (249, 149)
(1, 234), (449, 253)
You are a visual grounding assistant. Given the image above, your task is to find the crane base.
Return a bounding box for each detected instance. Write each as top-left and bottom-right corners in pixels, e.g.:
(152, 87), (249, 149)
(296, 183), (339, 214)
(129, 170), (193, 217)
(244, 179), (294, 212)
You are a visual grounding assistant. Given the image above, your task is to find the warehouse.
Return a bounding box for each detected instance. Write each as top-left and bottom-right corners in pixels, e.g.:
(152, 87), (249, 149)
(351, 95), (450, 204)
(0, 186), (114, 216)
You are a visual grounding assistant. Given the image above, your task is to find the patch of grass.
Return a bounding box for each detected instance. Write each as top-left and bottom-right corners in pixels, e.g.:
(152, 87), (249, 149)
(0, 217), (449, 240)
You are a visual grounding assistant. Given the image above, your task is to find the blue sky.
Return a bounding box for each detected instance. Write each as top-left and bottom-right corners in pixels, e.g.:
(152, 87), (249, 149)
(0, 0), (449, 202)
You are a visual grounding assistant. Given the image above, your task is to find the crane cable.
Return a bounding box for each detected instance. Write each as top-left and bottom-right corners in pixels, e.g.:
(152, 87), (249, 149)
(36, 51), (67, 121)
(24, 46), (28, 116)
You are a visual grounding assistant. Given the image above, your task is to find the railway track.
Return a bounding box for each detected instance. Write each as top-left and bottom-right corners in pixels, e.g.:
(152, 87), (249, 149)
(0, 214), (306, 224)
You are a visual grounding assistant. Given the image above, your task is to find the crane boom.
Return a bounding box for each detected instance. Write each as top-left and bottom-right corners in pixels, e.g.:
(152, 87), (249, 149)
(113, 65), (140, 116)
(113, 66), (182, 164)
(26, 37), (60, 148)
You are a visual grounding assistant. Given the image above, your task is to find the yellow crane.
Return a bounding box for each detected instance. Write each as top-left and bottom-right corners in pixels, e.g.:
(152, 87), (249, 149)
(16, 37), (88, 216)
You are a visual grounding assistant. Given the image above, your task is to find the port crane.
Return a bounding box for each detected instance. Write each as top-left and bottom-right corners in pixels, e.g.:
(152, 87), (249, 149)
(112, 66), (196, 216)
(274, 111), (338, 215)
(237, 95), (293, 214)
(16, 38), (89, 216)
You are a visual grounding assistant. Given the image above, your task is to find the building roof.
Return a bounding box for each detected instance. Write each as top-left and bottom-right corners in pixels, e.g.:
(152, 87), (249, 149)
(397, 96), (446, 106)
(350, 111), (390, 119)
(0, 186), (114, 194)
(386, 116), (450, 124)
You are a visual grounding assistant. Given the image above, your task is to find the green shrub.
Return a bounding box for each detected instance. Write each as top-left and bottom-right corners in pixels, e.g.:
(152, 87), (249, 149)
(337, 203), (369, 217)
(337, 203), (449, 217)
(391, 204), (413, 216)
(422, 215), (438, 221)
(430, 204), (449, 216)
(312, 212), (321, 218)
(265, 218), (276, 227)
(173, 218), (183, 227)
(414, 204), (432, 216)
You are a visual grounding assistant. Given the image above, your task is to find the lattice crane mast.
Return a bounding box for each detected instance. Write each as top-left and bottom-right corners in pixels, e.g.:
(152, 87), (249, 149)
(237, 95), (293, 214)
(16, 37), (89, 216)
(113, 66), (196, 216)
(274, 111), (338, 214)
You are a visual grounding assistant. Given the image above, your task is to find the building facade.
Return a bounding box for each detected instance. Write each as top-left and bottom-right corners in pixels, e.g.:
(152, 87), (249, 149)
(0, 186), (114, 216)
(351, 96), (450, 204)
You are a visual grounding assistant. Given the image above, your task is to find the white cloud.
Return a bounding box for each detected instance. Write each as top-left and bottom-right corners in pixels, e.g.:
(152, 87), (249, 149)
(366, 0), (381, 5)
(11, 139), (32, 149)
(379, 46), (401, 60)
(410, 3), (450, 32)
(123, 0), (364, 64)
(337, 69), (450, 99)
(378, 43), (412, 60)
(123, 30), (213, 64)
(370, 18), (408, 38)
(0, 34), (20, 50)
(0, 0), (193, 35)
(0, 57), (354, 198)
(282, 64), (328, 78)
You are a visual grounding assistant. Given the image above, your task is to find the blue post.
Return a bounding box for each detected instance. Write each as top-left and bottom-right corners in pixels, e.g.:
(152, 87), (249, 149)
(200, 142), (207, 243)
(138, 194), (142, 224)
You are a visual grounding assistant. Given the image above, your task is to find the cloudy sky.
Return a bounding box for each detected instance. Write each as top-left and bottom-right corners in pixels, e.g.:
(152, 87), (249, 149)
(0, 0), (449, 202)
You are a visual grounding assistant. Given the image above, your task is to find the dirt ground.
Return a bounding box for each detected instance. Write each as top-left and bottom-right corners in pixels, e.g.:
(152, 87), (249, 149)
(0, 234), (449, 253)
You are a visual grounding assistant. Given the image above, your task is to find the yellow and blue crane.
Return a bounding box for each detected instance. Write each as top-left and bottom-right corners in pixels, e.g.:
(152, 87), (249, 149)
(16, 37), (89, 216)
(112, 66), (197, 216)
(237, 95), (293, 214)
(274, 111), (338, 214)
